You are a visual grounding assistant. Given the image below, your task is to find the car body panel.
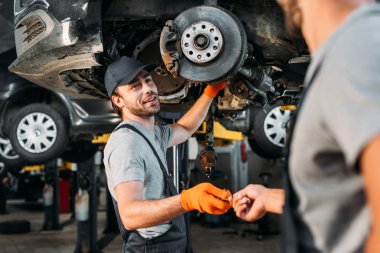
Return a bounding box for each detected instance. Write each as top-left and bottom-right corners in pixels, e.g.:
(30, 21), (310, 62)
(1, 49), (120, 139)
(10, 0), (105, 98)
(8, 0), (308, 159)
(9, 0), (306, 99)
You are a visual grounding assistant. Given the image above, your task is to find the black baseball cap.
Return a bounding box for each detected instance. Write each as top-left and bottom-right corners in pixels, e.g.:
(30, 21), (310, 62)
(105, 56), (156, 97)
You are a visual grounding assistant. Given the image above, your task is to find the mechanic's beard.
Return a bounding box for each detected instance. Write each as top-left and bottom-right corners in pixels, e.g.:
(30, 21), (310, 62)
(283, 1), (303, 38)
(128, 101), (160, 118)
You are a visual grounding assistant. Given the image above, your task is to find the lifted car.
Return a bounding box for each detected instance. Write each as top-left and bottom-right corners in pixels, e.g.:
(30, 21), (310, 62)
(0, 48), (120, 167)
(9, 0), (309, 159)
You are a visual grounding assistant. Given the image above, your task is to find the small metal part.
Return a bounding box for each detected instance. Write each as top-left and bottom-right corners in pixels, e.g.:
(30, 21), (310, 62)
(200, 104), (217, 178)
(200, 147), (217, 178)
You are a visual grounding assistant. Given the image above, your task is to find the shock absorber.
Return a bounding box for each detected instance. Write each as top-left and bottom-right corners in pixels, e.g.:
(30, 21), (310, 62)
(200, 104), (217, 178)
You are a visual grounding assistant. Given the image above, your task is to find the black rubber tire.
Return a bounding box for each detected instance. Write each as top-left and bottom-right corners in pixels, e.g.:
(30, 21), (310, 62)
(251, 100), (289, 159)
(9, 103), (69, 164)
(0, 161), (7, 179)
(7, 166), (24, 178)
(248, 136), (274, 159)
(0, 155), (25, 168)
(0, 220), (31, 234)
(61, 140), (99, 163)
(0, 136), (26, 168)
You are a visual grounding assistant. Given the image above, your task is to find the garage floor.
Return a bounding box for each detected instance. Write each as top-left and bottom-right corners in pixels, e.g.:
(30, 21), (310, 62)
(0, 199), (280, 253)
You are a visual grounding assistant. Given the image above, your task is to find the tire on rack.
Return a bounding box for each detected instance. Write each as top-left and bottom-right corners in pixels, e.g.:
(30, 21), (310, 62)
(0, 161), (7, 179)
(0, 136), (26, 168)
(248, 136), (274, 159)
(250, 99), (291, 159)
(9, 103), (69, 164)
(0, 220), (31, 234)
(60, 140), (99, 163)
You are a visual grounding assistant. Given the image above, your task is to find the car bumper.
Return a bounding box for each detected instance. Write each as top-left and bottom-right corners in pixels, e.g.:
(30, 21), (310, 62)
(9, 0), (104, 98)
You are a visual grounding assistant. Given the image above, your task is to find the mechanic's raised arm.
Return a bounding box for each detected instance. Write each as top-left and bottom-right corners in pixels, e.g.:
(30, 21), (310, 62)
(115, 181), (231, 230)
(168, 82), (226, 147)
(361, 134), (380, 253)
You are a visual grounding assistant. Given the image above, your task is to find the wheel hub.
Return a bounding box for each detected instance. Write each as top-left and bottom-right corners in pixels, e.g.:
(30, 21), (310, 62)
(17, 112), (57, 153)
(181, 21), (223, 64)
(263, 106), (291, 147)
(194, 34), (208, 49)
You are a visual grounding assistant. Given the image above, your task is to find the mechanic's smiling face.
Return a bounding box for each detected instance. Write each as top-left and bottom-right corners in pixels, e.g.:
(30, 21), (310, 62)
(276, 0), (303, 38)
(113, 70), (160, 119)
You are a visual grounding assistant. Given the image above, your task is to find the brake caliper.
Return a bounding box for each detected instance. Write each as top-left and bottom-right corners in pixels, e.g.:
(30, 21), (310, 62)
(160, 20), (181, 78)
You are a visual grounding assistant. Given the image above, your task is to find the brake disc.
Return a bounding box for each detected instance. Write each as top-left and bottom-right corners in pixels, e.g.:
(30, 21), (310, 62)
(171, 6), (247, 83)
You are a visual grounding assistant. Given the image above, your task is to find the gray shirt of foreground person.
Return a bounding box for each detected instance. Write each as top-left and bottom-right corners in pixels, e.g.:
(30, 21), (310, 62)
(103, 120), (173, 239)
(289, 3), (380, 253)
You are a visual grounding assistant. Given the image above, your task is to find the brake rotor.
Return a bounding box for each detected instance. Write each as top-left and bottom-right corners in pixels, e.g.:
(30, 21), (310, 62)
(174, 6), (247, 83)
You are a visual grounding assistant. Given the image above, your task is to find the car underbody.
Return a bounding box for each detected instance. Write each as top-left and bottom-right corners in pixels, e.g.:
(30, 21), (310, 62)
(9, 0), (310, 159)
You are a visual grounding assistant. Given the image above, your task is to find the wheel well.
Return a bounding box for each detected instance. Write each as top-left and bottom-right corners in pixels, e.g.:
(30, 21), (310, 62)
(1, 87), (70, 136)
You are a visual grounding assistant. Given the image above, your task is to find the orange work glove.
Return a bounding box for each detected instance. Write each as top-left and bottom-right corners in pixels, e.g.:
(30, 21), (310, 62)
(203, 81), (227, 98)
(180, 182), (232, 214)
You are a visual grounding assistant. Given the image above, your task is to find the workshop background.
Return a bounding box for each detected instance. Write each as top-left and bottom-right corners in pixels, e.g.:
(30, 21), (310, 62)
(0, 0), (306, 252)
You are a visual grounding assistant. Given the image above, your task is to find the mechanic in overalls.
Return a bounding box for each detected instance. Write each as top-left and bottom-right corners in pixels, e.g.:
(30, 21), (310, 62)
(232, 0), (380, 252)
(103, 56), (232, 252)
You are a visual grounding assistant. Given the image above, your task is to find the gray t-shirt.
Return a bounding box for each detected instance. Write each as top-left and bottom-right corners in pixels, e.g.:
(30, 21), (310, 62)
(289, 3), (380, 253)
(103, 120), (173, 239)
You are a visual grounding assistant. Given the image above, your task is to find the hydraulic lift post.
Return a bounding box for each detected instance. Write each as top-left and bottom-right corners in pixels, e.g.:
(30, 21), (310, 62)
(0, 164), (7, 214)
(74, 157), (100, 253)
(42, 159), (61, 230)
(103, 185), (119, 234)
(70, 163), (78, 219)
(200, 104), (217, 178)
(172, 119), (180, 191)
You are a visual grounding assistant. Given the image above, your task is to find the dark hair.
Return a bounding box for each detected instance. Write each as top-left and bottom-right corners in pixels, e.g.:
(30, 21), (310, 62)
(111, 89), (122, 118)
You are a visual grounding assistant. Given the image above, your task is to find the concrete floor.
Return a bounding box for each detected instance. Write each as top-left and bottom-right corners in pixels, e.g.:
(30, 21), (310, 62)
(0, 199), (280, 253)
(0, 147), (284, 253)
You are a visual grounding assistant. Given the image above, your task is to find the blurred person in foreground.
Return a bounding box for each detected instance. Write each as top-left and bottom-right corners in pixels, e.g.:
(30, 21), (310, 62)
(233, 0), (380, 252)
